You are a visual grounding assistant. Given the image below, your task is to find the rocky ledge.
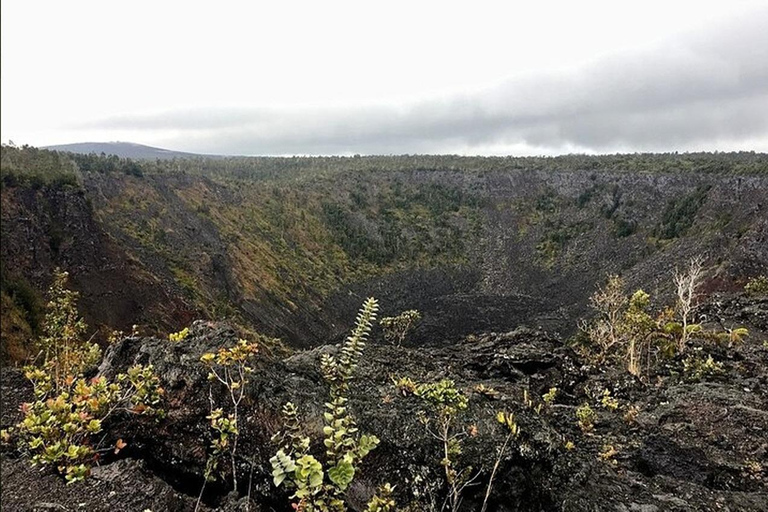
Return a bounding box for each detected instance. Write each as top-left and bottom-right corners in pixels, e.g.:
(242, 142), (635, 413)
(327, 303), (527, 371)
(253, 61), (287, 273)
(2, 296), (767, 511)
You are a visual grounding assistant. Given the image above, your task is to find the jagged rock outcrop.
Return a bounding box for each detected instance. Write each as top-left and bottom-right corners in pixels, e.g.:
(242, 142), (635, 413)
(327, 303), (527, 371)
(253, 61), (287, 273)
(4, 293), (766, 511)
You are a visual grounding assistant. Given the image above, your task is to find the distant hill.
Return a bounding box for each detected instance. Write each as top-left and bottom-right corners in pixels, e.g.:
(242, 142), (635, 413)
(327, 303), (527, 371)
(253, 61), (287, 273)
(42, 141), (215, 160)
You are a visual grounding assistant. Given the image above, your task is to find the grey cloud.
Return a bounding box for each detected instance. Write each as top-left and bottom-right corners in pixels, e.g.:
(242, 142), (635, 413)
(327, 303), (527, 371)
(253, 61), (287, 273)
(81, 9), (768, 155)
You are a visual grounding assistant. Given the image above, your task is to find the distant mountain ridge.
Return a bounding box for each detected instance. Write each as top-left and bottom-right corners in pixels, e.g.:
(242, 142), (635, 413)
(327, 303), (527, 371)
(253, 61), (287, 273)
(43, 141), (216, 160)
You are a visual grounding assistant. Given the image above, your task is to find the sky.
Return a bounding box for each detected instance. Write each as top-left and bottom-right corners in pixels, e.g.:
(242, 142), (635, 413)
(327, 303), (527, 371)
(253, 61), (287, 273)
(2, 0), (767, 156)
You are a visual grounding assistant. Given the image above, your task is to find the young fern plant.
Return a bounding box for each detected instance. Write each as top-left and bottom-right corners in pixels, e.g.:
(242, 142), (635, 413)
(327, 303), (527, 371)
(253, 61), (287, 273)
(271, 298), (392, 512)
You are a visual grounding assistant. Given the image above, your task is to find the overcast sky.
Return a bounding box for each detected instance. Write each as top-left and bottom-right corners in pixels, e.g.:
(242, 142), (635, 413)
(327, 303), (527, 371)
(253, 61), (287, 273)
(2, 1), (767, 156)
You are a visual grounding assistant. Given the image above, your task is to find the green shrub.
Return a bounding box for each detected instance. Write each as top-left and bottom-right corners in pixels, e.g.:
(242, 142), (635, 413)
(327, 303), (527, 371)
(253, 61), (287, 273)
(9, 363), (163, 483)
(682, 352), (725, 382)
(415, 379), (471, 512)
(38, 269), (101, 388)
(380, 309), (422, 346)
(199, 339), (259, 491)
(270, 298), (393, 512)
(657, 185), (710, 239)
(745, 275), (768, 297)
(576, 403), (597, 433)
(1, 268), (164, 483)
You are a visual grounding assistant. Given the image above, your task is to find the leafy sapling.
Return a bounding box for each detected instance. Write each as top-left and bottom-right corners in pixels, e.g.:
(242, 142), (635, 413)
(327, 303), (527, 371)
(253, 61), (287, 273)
(380, 309), (422, 346)
(7, 269), (164, 483)
(271, 298), (394, 512)
(199, 339), (259, 492)
(578, 275), (627, 361)
(576, 403), (597, 433)
(14, 364), (164, 482)
(37, 269), (101, 388)
(416, 379), (477, 512)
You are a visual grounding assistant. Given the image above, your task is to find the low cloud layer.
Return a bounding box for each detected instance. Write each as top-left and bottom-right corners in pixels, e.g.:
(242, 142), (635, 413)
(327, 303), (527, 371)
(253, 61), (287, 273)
(81, 10), (768, 155)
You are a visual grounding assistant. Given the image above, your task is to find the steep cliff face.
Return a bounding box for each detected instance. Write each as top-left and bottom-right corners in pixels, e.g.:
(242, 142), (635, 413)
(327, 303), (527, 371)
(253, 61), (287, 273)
(2, 149), (767, 357)
(0, 182), (193, 359)
(83, 164), (768, 347)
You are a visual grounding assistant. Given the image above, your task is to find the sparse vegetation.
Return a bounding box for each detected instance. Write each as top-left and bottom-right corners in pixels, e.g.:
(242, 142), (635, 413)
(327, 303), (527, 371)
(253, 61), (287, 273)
(578, 259), (737, 378)
(199, 339), (259, 496)
(576, 404), (597, 433)
(1, 146), (766, 510)
(745, 275), (768, 296)
(682, 352), (725, 381)
(657, 185), (711, 239)
(380, 309), (422, 346)
(415, 378), (474, 512)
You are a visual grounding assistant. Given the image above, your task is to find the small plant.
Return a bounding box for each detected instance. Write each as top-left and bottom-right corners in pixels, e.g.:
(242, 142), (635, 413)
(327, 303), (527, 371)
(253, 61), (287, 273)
(623, 405), (640, 424)
(682, 352), (725, 382)
(742, 460), (764, 482)
(480, 411), (520, 512)
(365, 483), (397, 512)
(542, 387), (558, 406)
(521, 389), (533, 409)
(107, 329), (124, 344)
(379, 309), (422, 346)
(599, 389), (619, 411)
(745, 275), (768, 297)
(473, 383), (500, 400)
(564, 440), (576, 451)
(199, 339), (259, 492)
(38, 269), (101, 387)
(169, 326), (190, 342)
(416, 379), (474, 512)
(13, 365), (163, 482)
(392, 376), (418, 396)
(576, 403), (597, 433)
(270, 298), (393, 512)
(725, 327), (750, 345)
(599, 444), (619, 464)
